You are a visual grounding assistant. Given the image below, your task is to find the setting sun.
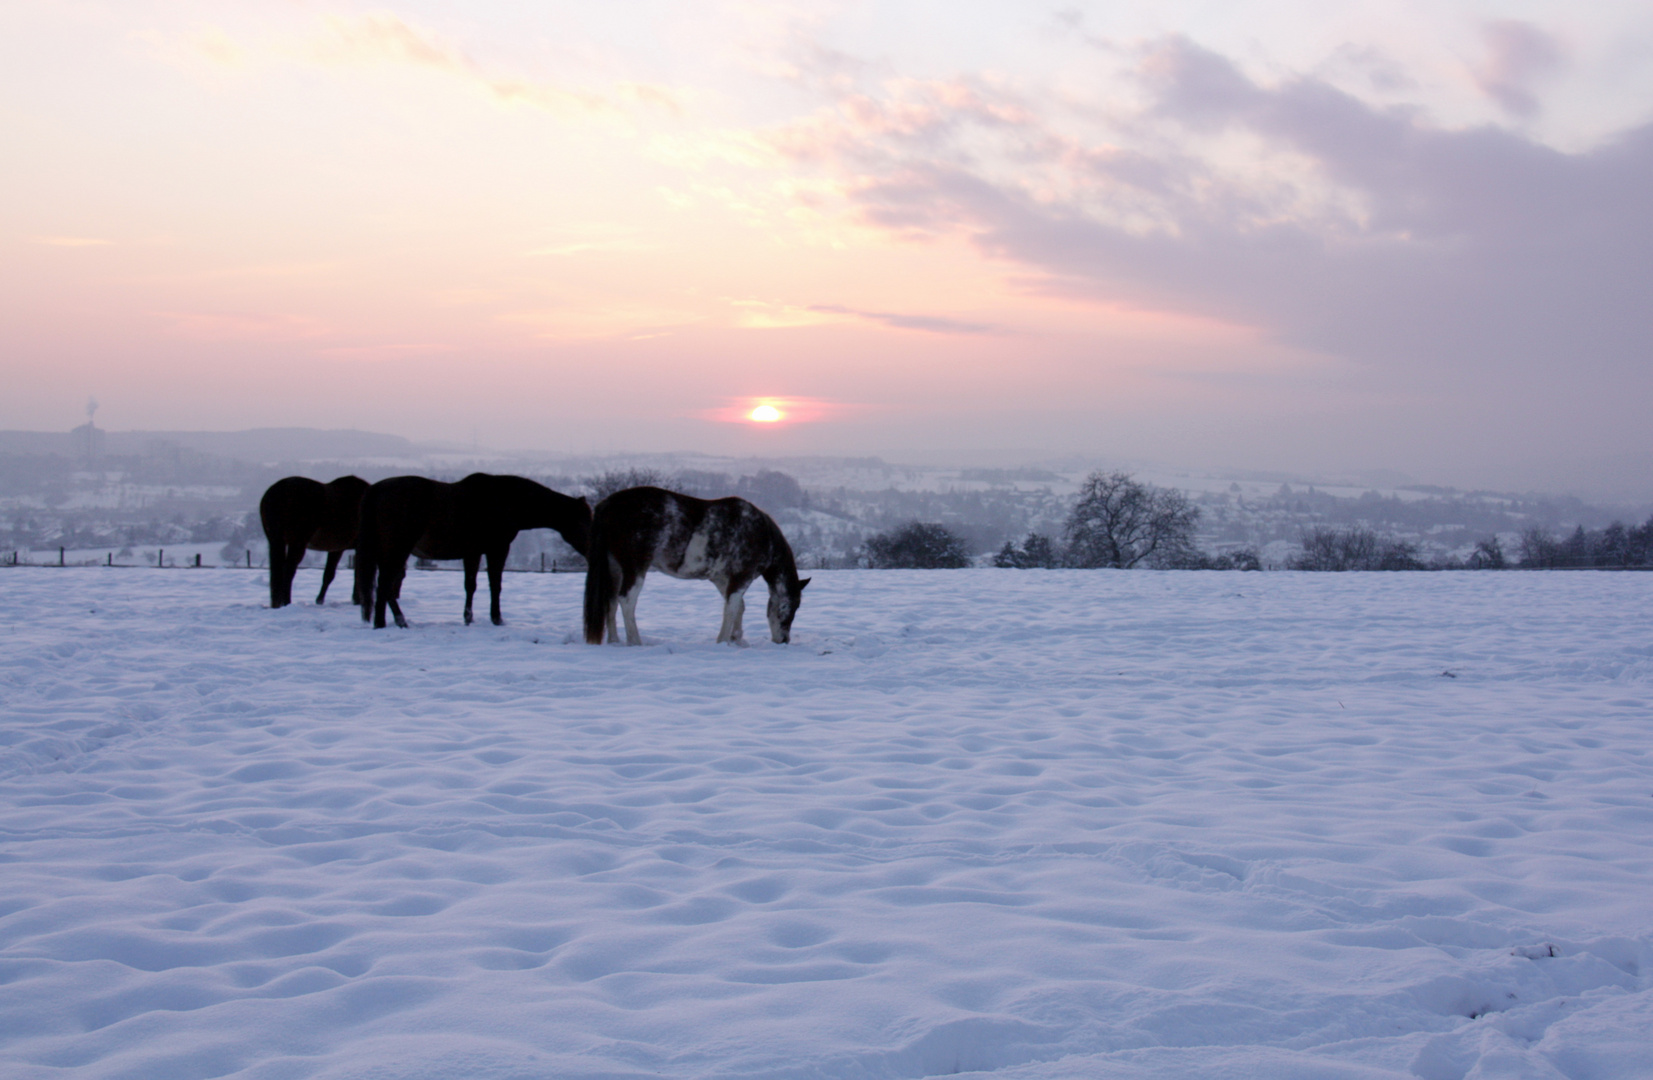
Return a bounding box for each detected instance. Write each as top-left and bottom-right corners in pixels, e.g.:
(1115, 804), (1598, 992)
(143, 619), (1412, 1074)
(748, 404), (783, 423)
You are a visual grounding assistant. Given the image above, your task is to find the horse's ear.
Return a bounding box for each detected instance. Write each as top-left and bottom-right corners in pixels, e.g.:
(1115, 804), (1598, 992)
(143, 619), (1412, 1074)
(798, 577), (811, 590)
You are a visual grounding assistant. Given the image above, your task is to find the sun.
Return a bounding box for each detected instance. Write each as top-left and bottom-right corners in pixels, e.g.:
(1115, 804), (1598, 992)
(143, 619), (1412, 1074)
(702, 396), (832, 425)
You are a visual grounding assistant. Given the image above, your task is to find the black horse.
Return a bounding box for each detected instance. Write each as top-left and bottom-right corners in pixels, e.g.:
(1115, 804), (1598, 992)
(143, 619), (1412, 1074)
(355, 473), (590, 629)
(583, 486), (808, 646)
(259, 475), (370, 608)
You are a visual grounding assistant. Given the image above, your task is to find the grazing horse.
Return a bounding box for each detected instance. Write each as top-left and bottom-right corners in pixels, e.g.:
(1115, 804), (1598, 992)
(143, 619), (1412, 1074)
(259, 475), (369, 608)
(583, 486), (809, 646)
(355, 473), (590, 629)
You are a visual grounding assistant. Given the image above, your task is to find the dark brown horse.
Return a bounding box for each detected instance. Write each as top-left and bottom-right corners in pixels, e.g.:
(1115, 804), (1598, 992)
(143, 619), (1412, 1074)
(355, 473), (590, 629)
(583, 486), (808, 646)
(259, 475), (369, 608)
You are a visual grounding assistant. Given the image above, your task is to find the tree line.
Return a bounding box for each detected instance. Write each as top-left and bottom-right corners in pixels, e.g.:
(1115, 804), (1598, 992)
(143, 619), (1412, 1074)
(1516, 519), (1653, 569)
(866, 472), (1260, 569)
(862, 471), (1653, 571)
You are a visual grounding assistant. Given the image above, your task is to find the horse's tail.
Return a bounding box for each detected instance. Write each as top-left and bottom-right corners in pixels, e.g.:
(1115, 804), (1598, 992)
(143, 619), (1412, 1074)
(582, 515), (613, 644)
(258, 484), (286, 608)
(353, 488), (378, 623)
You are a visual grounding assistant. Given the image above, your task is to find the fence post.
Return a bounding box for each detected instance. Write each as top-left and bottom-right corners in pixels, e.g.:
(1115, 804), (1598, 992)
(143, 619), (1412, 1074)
(158, 548), (163, 568)
(60, 547), (65, 567)
(195, 553), (202, 568)
(247, 550), (252, 568)
(107, 552), (112, 567)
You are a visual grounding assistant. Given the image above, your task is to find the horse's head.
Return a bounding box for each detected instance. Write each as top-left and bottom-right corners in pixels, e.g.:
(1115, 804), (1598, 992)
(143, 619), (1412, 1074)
(766, 575), (809, 644)
(561, 495), (593, 556)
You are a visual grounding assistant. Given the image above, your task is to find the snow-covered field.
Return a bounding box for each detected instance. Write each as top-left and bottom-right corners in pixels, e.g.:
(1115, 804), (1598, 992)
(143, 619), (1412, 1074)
(2, 567), (1650, 1080)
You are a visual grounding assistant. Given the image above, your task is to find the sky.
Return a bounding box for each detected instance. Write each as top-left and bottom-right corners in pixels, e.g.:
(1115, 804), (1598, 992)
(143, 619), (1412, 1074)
(3, 1), (1651, 494)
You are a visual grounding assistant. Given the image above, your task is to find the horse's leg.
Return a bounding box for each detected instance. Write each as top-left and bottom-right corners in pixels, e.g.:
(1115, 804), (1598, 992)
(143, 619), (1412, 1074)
(728, 586), (747, 645)
(714, 595), (732, 643)
(377, 555), (409, 629)
(619, 573), (645, 645)
(486, 548), (506, 625)
(316, 550), (342, 605)
(390, 554), (411, 628)
(356, 554), (374, 621)
(274, 539), (299, 607)
(716, 585), (747, 644)
(288, 540), (311, 606)
(602, 556), (623, 643)
(268, 542), (288, 608)
(462, 554), (480, 625)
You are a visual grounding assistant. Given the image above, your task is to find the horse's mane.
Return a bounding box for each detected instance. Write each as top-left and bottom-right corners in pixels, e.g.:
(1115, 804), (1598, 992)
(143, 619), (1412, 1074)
(755, 508), (801, 585)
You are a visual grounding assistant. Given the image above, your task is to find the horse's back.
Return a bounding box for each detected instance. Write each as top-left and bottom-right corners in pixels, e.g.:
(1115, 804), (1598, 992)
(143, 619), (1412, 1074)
(594, 487), (781, 579)
(311, 475), (368, 551)
(594, 487), (699, 558)
(453, 472), (580, 537)
(324, 474), (369, 506)
(360, 476), (448, 554)
(260, 476), (326, 542)
(362, 473), (530, 560)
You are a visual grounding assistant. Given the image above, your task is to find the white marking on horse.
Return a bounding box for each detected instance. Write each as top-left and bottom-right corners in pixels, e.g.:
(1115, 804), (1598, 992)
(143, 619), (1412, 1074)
(673, 530), (711, 578)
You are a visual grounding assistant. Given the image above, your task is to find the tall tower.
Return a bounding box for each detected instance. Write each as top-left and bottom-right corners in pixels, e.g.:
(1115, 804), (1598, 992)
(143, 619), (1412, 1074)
(73, 396), (104, 463)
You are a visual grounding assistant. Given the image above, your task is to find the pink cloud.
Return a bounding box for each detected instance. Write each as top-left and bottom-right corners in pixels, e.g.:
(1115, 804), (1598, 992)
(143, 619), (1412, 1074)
(310, 14), (680, 119)
(1474, 21), (1565, 119)
(806, 304), (997, 335)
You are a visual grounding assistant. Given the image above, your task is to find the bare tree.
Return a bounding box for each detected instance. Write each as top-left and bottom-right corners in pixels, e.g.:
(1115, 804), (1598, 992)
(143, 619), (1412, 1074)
(1518, 527), (1557, 567)
(1468, 536), (1506, 569)
(584, 468), (668, 503)
(1064, 472), (1200, 569)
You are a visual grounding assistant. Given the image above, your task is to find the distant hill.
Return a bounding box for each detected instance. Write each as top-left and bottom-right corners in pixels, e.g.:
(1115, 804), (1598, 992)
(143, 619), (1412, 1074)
(0, 427), (418, 464)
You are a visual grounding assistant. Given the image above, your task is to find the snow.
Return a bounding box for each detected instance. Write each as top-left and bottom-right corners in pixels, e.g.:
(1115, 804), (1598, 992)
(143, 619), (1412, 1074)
(2, 566), (1650, 1080)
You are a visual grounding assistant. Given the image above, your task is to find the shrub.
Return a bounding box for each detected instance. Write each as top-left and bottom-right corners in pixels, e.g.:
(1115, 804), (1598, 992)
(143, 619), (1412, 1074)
(735, 470), (806, 511)
(1202, 547), (1263, 571)
(863, 522), (971, 569)
(993, 533), (1061, 568)
(1291, 527), (1424, 571)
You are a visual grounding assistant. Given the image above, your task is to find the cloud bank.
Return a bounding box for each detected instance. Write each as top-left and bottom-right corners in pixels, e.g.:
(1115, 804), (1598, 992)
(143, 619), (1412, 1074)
(765, 33), (1653, 396)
